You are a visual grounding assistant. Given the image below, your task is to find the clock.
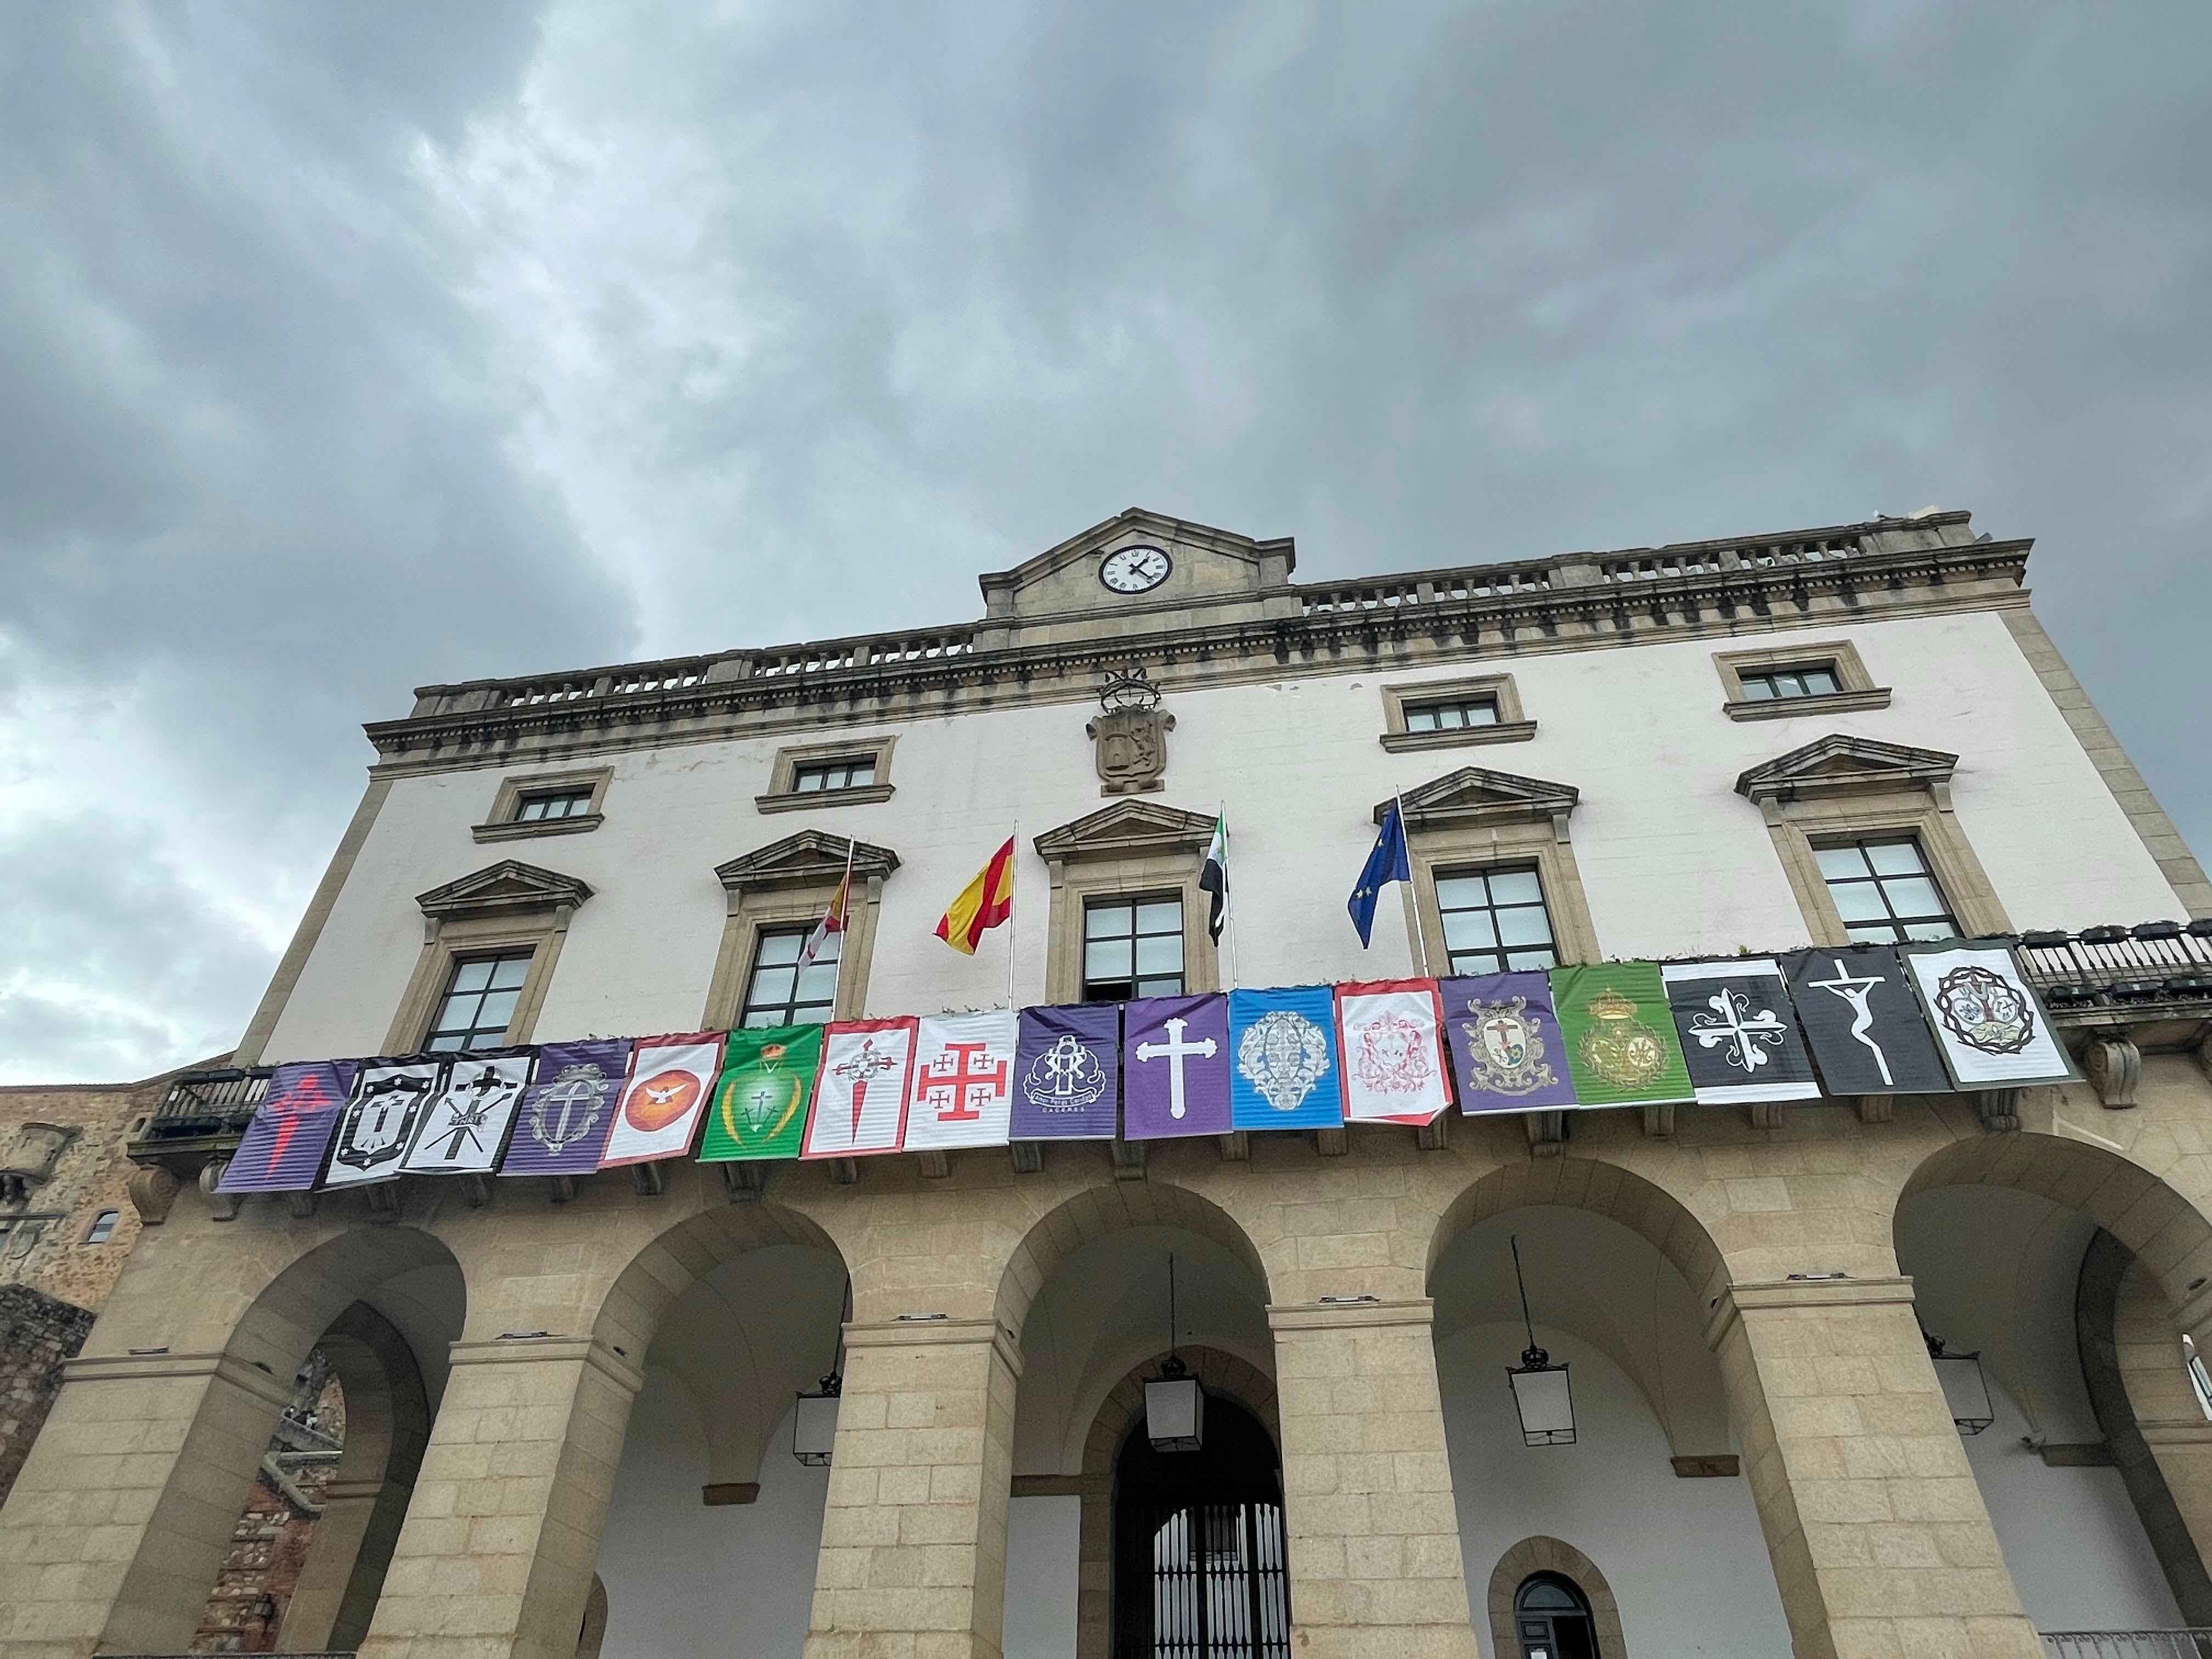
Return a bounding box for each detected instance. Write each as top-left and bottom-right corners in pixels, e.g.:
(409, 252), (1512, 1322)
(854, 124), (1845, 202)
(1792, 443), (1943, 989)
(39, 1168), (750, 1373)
(1099, 544), (1172, 594)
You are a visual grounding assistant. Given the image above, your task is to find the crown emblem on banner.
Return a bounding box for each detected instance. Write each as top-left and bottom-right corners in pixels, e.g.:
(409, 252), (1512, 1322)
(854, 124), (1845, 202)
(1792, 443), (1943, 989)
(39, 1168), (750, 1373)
(1588, 987), (1639, 1023)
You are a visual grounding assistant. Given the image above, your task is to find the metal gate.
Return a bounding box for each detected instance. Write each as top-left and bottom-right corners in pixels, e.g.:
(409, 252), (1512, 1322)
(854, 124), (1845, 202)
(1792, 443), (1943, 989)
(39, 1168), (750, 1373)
(1115, 1498), (1291, 1659)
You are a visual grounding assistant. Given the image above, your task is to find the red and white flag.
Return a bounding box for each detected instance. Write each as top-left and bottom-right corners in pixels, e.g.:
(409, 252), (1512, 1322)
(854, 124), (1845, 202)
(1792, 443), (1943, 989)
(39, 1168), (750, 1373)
(799, 840), (856, 970)
(803, 1018), (917, 1159)
(905, 1011), (1018, 1152)
(1334, 980), (1451, 1125)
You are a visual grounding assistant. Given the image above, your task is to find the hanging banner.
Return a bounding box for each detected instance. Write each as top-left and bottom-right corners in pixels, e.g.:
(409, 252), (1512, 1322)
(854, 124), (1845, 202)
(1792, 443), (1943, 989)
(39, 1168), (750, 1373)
(1334, 979), (1450, 1125)
(1229, 987), (1344, 1132)
(1904, 944), (2078, 1088)
(1550, 964), (1695, 1109)
(699, 1026), (825, 1163)
(402, 1052), (534, 1175)
(1439, 972), (1578, 1115)
(499, 1040), (629, 1177)
(905, 1011), (1018, 1152)
(325, 1061), (443, 1188)
(1011, 1005), (1121, 1141)
(803, 1018), (918, 1159)
(1783, 946), (1952, 1096)
(1123, 994), (1232, 1141)
(218, 1062), (358, 1193)
(601, 1035), (723, 1168)
(1661, 961), (1822, 1106)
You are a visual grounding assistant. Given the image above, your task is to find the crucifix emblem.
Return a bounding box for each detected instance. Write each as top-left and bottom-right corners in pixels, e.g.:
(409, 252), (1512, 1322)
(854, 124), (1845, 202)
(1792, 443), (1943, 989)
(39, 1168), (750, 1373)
(833, 1040), (901, 1137)
(1805, 957), (1892, 1086)
(1686, 988), (1789, 1074)
(1135, 1017), (1217, 1120)
(420, 1064), (513, 1163)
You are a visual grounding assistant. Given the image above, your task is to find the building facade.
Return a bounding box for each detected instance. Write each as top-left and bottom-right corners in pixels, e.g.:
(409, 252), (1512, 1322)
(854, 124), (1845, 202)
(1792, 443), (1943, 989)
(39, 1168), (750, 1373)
(6, 507), (2212, 1659)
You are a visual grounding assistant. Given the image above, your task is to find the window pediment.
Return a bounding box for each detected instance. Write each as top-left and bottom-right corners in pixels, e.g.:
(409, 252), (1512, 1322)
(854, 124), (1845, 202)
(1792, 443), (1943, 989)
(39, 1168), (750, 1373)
(1735, 735), (1957, 805)
(415, 860), (594, 920)
(1378, 767), (1580, 832)
(715, 830), (899, 895)
(1032, 800), (1216, 865)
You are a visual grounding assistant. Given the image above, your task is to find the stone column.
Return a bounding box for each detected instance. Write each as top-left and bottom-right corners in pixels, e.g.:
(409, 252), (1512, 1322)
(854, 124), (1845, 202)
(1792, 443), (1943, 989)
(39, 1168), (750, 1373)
(1707, 1277), (2042, 1659)
(0, 1349), (293, 1659)
(357, 1335), (642, 1659)
(1267, 1300), (1481, 1659)
(806, 1316), (1020, 1659)
(2109, 1261), (2212, 1613)
(278, 1474), (420, 1654)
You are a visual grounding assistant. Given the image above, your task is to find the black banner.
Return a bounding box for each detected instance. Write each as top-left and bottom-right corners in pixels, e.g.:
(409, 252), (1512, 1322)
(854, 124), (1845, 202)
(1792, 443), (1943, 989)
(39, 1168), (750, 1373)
(1784, 946), (1952, 1096)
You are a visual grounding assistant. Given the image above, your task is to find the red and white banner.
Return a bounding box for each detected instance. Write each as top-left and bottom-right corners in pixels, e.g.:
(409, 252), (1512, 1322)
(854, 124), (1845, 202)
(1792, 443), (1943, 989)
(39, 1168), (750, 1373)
(600, 1035), (723, 1167)
(904, 1011), (1018, 1152)
(1334, 980), (1451, 1124)
(803, 1018), (918, 1159)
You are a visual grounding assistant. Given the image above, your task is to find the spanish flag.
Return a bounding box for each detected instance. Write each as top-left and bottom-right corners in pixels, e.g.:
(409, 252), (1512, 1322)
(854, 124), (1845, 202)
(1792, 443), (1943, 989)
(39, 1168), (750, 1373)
(935, 836), (1017, 955)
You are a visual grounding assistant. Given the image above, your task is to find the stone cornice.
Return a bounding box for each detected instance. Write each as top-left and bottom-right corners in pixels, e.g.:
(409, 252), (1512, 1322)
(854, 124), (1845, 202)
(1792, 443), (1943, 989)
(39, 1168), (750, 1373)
(364, 520), (2032, 778)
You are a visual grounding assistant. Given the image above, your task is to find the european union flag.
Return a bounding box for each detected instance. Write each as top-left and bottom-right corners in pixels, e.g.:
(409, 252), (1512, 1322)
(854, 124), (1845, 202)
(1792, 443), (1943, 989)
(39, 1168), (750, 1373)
(1347, 800), (1412, 946)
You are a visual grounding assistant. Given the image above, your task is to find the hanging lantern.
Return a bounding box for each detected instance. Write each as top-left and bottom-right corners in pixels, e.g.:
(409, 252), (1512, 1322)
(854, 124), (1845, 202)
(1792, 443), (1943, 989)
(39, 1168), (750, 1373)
(1144, 1254), (1204, 1452)
(792, 1369), (842, 1465)
(1505, 1235), (1575, 1447)
(1925, 1331), (1993, 1435)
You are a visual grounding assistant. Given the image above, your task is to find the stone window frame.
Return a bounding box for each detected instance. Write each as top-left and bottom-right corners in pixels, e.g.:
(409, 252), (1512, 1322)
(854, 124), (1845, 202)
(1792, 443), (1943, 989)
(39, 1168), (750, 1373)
(1386, 768), (1602, 971)
(1034, 803), (1222, 1005)
(383, 861), (591, 1053)
(1378, 673), (1537, 753)
(472, 766), (614, 844)
(1736, 735), (2010, 947)
(702, 832), (899, 1029)
(755, 735), (899, 814)
(1486, 1537), (1626, 1659)
(1713, 639), (1891, 722)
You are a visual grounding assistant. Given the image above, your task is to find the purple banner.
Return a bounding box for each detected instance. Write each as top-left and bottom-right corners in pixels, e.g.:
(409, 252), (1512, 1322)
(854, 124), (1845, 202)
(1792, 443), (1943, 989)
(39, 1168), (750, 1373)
(1440, 973), (1579, 1114)
(499, 1040), (628, 1177)
(1122, 994), (1231, 1141)
(1011, 1005), (1121, 1141)
(218, 1062), (358, 1193)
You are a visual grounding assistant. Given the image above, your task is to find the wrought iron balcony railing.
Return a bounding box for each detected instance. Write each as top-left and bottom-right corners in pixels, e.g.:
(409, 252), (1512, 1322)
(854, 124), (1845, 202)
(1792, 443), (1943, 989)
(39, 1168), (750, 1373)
(2017, 920), (2212, 1015)
(2042, 1632), (2212, 1658)
(136, 1066), (272, 1147)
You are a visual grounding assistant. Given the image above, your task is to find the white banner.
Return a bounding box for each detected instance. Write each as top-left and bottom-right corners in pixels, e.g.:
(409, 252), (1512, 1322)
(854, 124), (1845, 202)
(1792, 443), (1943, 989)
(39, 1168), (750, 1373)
(905, 1011), (1018, 1151)
(404, 1053), (533, 1175)
(326, 1062), (442, 1187)
(1904, 945), (2076, 1088)
(600, 1037), (723, 1167)
(804, 1020), (917, 1158)
(1334, 981), (1451, 1124)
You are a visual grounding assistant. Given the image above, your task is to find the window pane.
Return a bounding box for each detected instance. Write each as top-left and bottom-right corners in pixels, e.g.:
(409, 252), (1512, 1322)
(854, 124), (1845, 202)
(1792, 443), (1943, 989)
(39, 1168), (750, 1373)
(747, 966), (799, 1007)
(1135, 933), (1183, 975)
(426, 1032), (465, 1052)
(1136, 974), (1183, 998)
(1880, 877), (1946, 919)
(1442, 909), (1499, 951)
(476, 989), (521, 1029)
(1405, 707), (1437, 731)
(452, 959), (494, 993)
(1449, 947), (1502, 975)
(488, 955), (531, 990)
(462, 1029), (506, 1052)
(1086, 903), (1133, 940)
(795, 961), (839, 1002)
(1436, 704), (1467, 729)
(1829, 881), (1890, 923)
(1802, 667), (1840, 695)
(756, 932), (803, 966)
(809, 932), (843, 967)
(848, 761), (876, 786)
(1496, 906), (1554, 948)
(1740, 675), (1775, 700)
(1466, 700), (1499, 725)
(1435, 874), (1489, 910)
(1487, 868), (1543, 906)
(1846, 923), (1898, 944)
(1504, 946), (1559, 971)
(1814, 846), (1871, 881)
(1086, 940), (1133, 981)
(1865, 840), (1929, 877)
(1904, 919), (1959, 941)
(1134, 898), (1182, 935)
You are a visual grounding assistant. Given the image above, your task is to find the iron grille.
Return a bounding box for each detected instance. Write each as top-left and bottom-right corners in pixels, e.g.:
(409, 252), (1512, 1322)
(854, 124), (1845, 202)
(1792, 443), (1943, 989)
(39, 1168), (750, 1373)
(1116, 1500), (1290, 1659)
(2041, 1635), (2212, 1658)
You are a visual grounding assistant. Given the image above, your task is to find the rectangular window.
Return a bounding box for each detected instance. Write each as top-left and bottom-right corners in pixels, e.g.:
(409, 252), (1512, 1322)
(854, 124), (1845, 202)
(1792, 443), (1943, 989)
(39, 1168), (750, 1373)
(1082, 895), (1185, 1003)
(84, 1211), (119, 1245)
(1815, 838), (1959, 943)
(1737, 664), (1842, 702)
(1403, 697), (1501, 732)
(793, 759), (878, 793)
(1436, 865), (1558, 975)
(741, 927), (840, 1027)
(425, 951), (534, 1052)
(514, 787), (595, 822)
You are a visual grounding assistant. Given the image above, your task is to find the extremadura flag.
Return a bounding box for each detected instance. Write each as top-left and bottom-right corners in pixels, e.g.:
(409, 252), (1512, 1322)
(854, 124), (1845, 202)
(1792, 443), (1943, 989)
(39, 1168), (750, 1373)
(700, 1026), (825, 1161)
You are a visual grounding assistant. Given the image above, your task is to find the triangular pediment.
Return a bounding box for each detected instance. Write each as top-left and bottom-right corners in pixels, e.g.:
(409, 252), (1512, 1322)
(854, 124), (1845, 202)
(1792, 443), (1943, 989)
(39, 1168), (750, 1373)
(977, 509), (1294, 624)
(1379, 767), (1580, 831)
(416, 860), (594, 918)
(716, 830), (900, 894)
(1735, 735), (1957, 803)
(1034, 800), (1216, 864)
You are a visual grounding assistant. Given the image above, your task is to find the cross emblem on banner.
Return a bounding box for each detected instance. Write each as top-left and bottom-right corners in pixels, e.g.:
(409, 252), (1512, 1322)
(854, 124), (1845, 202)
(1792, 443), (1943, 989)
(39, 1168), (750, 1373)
(1135, 1017), (1217, 1120)
(1686, 988), (1789, 1075)
(833, 1040), (901, 1137)
(917, 1041), (1008, 1123)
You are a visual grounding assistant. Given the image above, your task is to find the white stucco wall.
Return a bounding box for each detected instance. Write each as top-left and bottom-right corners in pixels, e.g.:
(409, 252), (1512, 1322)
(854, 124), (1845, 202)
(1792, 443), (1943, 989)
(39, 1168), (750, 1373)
(265, 607), (2185, 1061)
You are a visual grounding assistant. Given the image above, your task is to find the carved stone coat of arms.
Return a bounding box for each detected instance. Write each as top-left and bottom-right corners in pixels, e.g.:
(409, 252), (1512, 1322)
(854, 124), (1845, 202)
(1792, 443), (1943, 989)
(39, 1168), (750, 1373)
(1088, 667), (1173, 795)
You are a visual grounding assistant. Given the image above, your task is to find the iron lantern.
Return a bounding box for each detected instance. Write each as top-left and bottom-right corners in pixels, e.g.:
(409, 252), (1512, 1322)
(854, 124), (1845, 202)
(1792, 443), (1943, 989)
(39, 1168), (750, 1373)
(793, 1370), (843, 1466)
(1925, 1331), (1994, 1435)
(1505, 1234), (1576, 1446)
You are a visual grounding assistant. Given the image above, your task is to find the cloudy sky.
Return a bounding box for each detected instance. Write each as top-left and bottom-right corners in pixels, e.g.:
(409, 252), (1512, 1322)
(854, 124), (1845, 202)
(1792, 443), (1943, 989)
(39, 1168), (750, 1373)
(2, 1), (2208, 1084)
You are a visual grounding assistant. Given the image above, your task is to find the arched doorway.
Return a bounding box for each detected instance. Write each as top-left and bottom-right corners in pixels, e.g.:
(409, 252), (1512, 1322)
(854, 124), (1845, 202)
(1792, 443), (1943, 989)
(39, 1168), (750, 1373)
(1112, 1396), (1289, 1659)
(1512, 1572), (1595, 1659)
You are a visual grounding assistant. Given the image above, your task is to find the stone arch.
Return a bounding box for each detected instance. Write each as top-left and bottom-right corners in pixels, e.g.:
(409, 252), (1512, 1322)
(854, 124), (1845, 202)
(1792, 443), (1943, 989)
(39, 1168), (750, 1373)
(223, 1224), (464, 1382)
(995, 1183), (1272, 1336)
(1073, 1346), (1280, 1659)
(1427, 1157), (1729, 1311)
(589, 1201), (846, 1359)
(1486, 1536), (1627, 1658)
(1900, 1134), (2212, 1321)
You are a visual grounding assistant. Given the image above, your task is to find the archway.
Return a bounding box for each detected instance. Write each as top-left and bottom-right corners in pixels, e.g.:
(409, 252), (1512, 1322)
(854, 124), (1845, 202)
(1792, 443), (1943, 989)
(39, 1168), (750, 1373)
(1485, 1539), (1624, 1659)
(1898, 1134), (2212, 1632)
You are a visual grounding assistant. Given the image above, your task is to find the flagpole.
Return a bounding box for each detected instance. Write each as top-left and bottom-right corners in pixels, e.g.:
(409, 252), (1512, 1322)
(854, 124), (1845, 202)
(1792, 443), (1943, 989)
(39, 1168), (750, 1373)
(1396, 791), (1432, 978)
(1220, 800), (1239, 991)
(1006, 822), (1019, 1011)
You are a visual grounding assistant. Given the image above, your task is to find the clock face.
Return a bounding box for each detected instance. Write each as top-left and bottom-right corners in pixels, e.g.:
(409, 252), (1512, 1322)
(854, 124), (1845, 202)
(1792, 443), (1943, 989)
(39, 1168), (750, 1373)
(1100, 544), (1173, 594)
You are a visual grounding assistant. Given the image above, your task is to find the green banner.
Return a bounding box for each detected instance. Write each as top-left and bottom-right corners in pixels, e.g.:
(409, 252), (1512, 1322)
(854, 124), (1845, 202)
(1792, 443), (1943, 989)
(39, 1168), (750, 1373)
(698, 1025), (825, 1161)
(1549, 963), (1695, 1109)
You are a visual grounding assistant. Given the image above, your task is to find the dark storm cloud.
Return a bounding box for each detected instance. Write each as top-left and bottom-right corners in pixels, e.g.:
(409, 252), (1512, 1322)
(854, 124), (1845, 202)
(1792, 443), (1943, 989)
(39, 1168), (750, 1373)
(2, 0), (2207, 1080)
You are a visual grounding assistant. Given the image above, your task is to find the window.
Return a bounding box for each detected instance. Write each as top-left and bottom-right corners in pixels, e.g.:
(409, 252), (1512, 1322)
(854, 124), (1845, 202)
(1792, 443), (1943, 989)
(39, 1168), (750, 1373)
(739, 927), (840, 1027)
(84, 1210), (119, 1245)
(1737, 663), (1841, 702)
(1437, 866), (1557, 975)
(1514, 1573), (1596, 1659)
(792, 758), (877, 793)
(425, 951), (534, 1051)
(514, 787), (595, 822)
(1082, 895), (1185, 1002)
(1403, 697), (1500, 732)
(1815, 838), (1958, 943)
